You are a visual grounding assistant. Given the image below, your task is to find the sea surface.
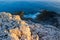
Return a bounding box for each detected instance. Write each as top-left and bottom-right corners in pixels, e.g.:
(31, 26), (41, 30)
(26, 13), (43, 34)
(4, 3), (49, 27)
(0, 1), (60, 18)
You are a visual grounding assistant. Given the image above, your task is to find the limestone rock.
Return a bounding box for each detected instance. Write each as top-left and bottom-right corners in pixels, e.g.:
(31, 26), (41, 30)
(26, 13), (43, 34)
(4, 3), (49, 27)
(20, 25), (31, 40)
(9, 28), (21, 40)
(13, 15), (21, 21)
(0, 12), (60, 40)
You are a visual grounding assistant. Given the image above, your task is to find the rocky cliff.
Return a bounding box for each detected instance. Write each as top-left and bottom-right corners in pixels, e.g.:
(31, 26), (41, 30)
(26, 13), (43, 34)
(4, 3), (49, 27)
(0, 12), (60, 40)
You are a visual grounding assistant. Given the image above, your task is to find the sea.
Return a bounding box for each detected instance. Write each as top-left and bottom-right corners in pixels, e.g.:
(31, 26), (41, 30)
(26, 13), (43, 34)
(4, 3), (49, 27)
(0, 1), (60, 19)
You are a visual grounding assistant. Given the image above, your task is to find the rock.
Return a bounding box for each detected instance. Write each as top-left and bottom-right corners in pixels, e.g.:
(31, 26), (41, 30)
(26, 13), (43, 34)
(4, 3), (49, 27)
(27, 21), (60, 40)
(32, 34), (39, 40)
(0, 12), (60, 40)
(14, 11), (24, 19)
(20, 25), (31, 40)
(36, 10), (60, 28)
(13, 15), (21, 21)
(9, 28), (21, 40)
(56, 17), (60, 29)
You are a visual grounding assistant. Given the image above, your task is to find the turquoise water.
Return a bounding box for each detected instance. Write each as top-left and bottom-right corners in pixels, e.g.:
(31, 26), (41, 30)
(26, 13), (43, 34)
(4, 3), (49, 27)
(0, 1), (60, 13)
(0, 1), (60, 18)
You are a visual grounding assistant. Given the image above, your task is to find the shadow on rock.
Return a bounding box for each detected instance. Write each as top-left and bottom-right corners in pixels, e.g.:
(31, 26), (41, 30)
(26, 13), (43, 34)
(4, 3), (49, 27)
(36, 10), (60, 29)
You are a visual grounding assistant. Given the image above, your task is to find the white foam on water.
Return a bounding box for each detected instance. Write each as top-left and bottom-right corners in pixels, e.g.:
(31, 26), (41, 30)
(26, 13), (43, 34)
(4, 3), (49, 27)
(24, 12), (41, 19)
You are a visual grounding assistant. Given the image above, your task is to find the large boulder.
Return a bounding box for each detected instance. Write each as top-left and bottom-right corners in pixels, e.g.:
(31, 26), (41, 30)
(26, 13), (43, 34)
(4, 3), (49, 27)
(0, 12), (60, 40)
(36, 10), (60, 28)
(36, 10), (57, 21)
(0, 12), (39, 40)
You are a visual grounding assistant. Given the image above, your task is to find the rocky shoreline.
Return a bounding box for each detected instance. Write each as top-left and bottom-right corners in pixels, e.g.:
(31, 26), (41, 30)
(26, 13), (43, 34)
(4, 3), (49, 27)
(0, 12), (60, 40)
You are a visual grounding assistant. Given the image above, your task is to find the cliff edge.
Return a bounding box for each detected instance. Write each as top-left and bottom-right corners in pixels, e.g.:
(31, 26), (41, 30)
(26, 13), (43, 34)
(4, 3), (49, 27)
(0, 12), (60, 40)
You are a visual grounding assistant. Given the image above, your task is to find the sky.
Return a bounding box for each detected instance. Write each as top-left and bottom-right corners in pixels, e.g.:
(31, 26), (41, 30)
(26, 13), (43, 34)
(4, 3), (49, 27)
(0, 0), (60, 2)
